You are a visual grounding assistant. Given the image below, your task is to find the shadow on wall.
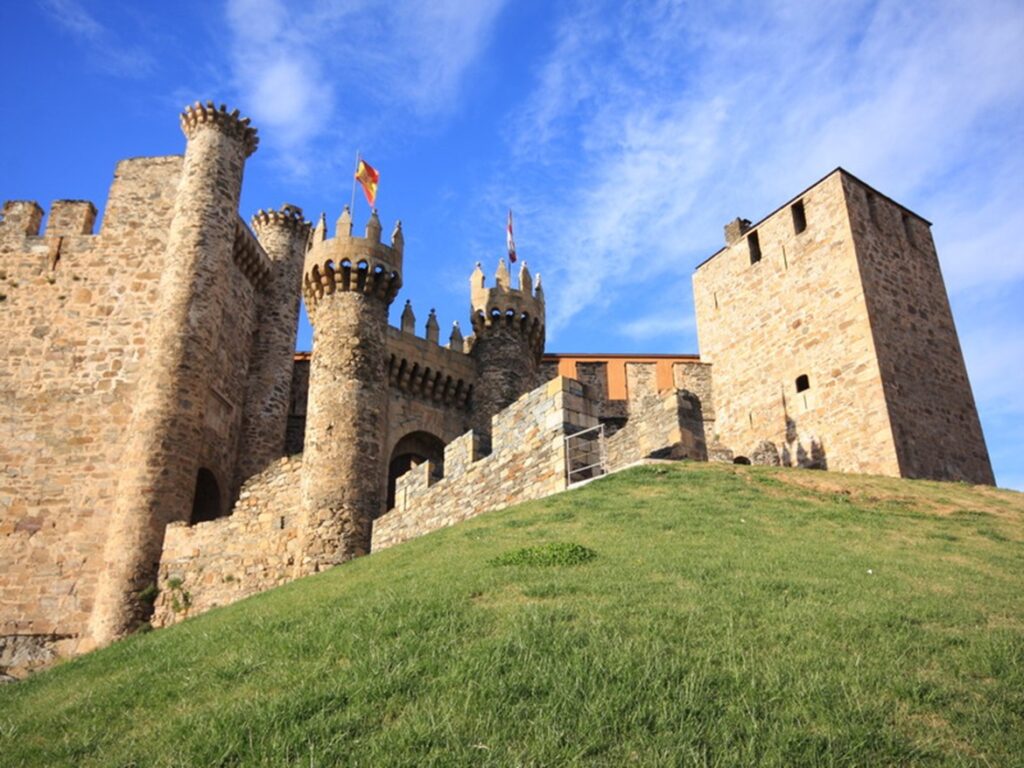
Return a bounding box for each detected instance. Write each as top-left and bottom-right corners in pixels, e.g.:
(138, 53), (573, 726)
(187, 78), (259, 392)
(782, 415), (827, 469)
(733, 416), (827, 469)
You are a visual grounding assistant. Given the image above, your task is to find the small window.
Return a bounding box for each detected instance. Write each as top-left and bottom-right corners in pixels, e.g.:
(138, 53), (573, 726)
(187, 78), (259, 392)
(747, 231), (762, 264)
(795, 374), (810, 393)
(791, 200), (807, 234)
(867, 192), (881, 228)
(901, 213), (915, 245)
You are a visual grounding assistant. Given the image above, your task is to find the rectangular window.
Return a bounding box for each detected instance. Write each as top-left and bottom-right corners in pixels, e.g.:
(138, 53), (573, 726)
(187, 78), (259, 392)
(902, 213), (915, 246)
(867, 192), (881, 228)
(791, 200), (807, 234)
(747, 231), (762, 264)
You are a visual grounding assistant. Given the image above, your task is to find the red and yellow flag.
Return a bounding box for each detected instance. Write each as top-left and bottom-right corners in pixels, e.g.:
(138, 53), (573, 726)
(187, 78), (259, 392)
(354, 158), (380, 207)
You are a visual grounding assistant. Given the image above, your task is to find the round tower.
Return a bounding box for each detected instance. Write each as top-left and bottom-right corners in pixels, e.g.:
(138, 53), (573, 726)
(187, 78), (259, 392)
(88, 102), (258, 647)
(236, 204), (311, 486)
(298, 207), (403, 571)
(468, 259), (546, 434)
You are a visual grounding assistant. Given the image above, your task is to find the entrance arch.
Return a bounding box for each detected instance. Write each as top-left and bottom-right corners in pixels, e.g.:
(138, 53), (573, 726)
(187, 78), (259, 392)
(386, 431), (446, 513)
(190, 467), (224, 524)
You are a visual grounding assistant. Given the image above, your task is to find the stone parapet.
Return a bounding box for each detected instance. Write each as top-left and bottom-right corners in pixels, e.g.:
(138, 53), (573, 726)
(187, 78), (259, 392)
(232, 218), (273, 290)
(153, 456), (303, 627)
(302, 208), (402, 311)
(373, 376), (596, 550)
(606, 389), (709, 470)
(469, 260), (545, 359)
(180, 101), (258, 157)
(386, 325), (475, 409)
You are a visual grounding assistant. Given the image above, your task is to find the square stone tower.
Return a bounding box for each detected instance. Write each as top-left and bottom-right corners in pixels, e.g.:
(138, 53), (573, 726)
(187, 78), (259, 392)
(693, 168), (993, 484)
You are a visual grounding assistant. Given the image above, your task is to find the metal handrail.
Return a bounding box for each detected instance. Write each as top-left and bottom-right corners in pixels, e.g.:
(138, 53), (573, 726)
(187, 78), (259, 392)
(564, 423), (607, 486)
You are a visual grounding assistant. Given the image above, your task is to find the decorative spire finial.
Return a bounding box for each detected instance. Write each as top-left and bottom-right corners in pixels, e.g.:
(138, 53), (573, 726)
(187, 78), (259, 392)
(495, 258), (511, 289)
(336, 206), (352, 237)
(471, 262), (485, 289)
(366, 208), (382, 242)
(391, 220), (404, 254)
(449, 320), (464, 351)
(518, 261), (532, 296)
(425, 308), (440, 344)
(312, 212), (327, 243)
(400, 299), (416, 334)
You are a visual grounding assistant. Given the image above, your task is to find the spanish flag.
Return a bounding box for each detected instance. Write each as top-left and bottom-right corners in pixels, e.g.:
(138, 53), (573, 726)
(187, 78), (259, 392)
(354, 158), (380, 207)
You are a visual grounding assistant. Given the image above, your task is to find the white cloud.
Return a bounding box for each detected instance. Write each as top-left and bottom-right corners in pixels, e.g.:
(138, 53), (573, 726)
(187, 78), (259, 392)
(502, 0), (1024, 340)
(618, 310), (695, 343)
(39, 0), (154, 77)
(223, 0), (507, 175)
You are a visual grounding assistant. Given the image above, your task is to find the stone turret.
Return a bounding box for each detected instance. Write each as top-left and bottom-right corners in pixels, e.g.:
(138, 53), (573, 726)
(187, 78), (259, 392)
(236, 204), (311, 487)
(468, 259), (546, 434)
(89, 102), (259, 646)
(298, 207), (402, 570)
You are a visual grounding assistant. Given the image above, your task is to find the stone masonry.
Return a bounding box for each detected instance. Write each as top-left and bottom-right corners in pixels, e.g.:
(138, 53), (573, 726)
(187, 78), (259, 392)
(692, 169), (993, 483)
(0, 104), (994, 676)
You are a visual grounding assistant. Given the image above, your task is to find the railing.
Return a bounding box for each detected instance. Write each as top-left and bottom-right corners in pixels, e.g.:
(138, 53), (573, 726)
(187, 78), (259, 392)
(564, 423), (607, 486)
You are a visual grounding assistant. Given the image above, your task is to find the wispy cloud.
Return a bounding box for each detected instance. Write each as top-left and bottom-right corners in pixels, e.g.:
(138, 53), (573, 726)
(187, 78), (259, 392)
(503, 0), (1024, 336)
(224, 0), (507, 176)
(618, 309), (695, 343)
(494, 0), (1024, 485)
(39, 0), (154, 77)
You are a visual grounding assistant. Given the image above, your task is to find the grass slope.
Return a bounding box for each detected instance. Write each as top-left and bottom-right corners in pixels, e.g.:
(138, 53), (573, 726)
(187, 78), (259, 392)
(2, 464), (1023, 767)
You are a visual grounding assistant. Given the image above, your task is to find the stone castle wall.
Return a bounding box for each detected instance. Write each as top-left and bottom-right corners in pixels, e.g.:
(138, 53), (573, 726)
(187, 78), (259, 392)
(692, 171), (901, 475)
(841, 178), (993, 483)
(0, 158), (182, 643)
(152, 456), (302, 627)
(373, 376), (597, 550)
(1, 105), (303, 652)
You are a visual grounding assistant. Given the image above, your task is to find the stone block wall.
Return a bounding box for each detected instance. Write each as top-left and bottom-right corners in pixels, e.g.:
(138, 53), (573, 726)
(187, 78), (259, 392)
(373, 376), (597, 550)
(693, 170), (901, 475)
(152, 456), (303, 627)
(0, 158), (182, 645)
(842, 177), (993, 484)
(692, 168), (992, 483)
(606, 389), (709, 470)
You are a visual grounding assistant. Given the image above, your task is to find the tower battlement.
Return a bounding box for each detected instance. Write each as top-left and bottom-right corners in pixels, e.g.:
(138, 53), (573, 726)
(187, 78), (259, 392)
(180, 101), (258, 157)
(251, 203), (309, 243)
(302, 207), (402, 310)
(469, 259), (545, 358)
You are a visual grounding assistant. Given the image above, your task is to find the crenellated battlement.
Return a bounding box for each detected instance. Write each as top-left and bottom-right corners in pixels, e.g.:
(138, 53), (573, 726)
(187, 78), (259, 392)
(251, 203), (310, 242)
(469, 259), (545, 356)
(233, 217), (273, 290)
(180, 101), (259, 157)
(0, 201), (45, 240)
(302, 207), (403, 309)
(385, 324), (476, 409)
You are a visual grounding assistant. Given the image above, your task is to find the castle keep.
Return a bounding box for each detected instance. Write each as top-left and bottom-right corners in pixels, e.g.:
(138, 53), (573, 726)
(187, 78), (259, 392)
(0, 103), (993, 677)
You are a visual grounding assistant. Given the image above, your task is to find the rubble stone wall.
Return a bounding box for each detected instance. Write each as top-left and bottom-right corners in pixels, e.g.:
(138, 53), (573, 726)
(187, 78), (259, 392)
(372, 377), (597, 550)
(693, 171), (900, 475)
(0, 158), (182, 643)
(842, 177), (993, 484)
(153, 456), (303, 627)
(606, 389), (709, 470)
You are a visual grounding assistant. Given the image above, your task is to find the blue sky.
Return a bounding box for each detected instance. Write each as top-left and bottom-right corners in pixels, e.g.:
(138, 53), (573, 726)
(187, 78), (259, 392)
(3, 0), (1022, 489)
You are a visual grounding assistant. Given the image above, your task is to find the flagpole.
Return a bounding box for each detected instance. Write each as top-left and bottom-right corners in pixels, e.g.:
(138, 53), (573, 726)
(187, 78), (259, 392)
(350, 150), (360, 215)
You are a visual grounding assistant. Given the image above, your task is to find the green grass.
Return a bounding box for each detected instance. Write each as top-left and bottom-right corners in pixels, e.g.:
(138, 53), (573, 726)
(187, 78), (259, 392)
(2, 463), (1022, 767)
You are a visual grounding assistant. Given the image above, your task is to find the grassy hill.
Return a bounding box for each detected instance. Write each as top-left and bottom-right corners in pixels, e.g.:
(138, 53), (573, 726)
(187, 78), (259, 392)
(2, 463), (1022, 767)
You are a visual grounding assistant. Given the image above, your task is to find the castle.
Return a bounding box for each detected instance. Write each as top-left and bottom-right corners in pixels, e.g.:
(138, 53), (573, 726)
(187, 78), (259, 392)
(0, 103), (993, 678)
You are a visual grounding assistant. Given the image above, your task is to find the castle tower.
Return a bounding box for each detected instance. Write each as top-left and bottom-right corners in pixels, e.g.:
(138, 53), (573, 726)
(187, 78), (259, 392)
(88, 103), (259, 646)
(235, 204), (311, 487)
(692, 168), (993, 483)
(468, 259), (546, 434)
(298, 207), (403, 571)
